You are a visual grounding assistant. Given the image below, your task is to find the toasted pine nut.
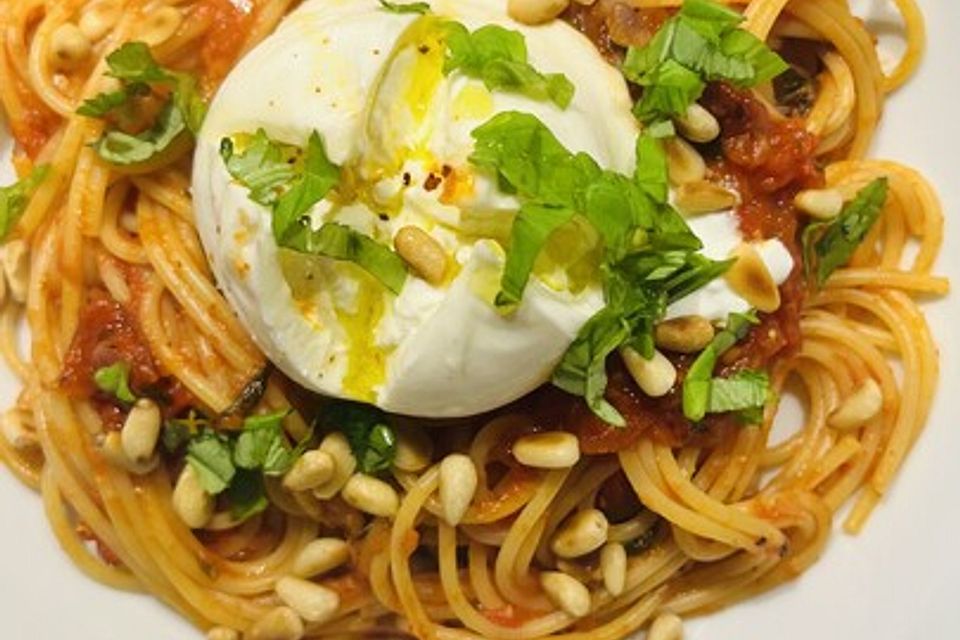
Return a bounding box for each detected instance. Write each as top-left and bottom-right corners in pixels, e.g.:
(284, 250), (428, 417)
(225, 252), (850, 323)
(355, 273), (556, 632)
(725, 243), (781, 313)
(829, 379), (883, 430)
(78, 0), (122, 41)
(665, 137), (706, 185)
(283, 450), (335, 492)
(341, 474), (399, 518)
(120, 398), (161, 465)
(293, 538), (351, 578)
(439, 454), (478, 526)
(513, 431), (580, 469)
(142, 6), (183, 46)
(49, 23), (91, 70)
(621, 348), (677, 398)
(600, 542), (627, 596)
(312, 433), (357, 499)
(794, 188), (844, 220)
(675, 103), (720, 143)
(540, 571), (591, 618)
(98, 431), (158, 475)
(394, 226), (447, 285)
(246, 606), (304, 640)
(654, 316), (715, 354)
(674, 181), (739, 215)
(551, 509), (609, 558)
(206, 626), (239, 640)
(508, 0), (570, 25)
(648, 612), (684, 640)
(173, 464), (215, 529)
(275, 577), (340, 624)
(2, 239), (29, 303)
(393, 424), (433, 472)
(1, 408), (37, 450)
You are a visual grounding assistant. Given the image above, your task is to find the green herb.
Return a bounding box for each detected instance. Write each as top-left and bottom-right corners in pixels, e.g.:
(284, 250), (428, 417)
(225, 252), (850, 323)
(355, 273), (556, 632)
(186, 432), (236, 494)
(706, 369), (770, 413)
(93, 362), (137, 404)
(622, 0), (788, 125)
(0, 165), (50, 240)
(379, 0), (431, 14)
(323, 402), (397, 475)
(226, 470), (269, 521)
(682, 311), (760, 422)
(220, 130), (408, 294)
(78, 42), (206, 166)
(802, 178), (888, 287)
(162, 410), (210, 453)
(442, 22), (575, 109)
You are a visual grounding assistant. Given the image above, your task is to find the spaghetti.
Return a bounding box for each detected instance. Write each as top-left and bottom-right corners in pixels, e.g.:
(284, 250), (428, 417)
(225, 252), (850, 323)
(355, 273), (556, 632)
(0, 0), (947, 639)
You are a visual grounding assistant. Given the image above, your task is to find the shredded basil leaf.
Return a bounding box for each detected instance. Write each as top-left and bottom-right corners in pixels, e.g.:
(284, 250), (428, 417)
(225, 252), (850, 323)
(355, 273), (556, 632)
(92, 101), (189, 167)
(379, 0), (431, 14)
(496, 204), (577, 308)
(93, 362), (137, 404)
(226, 470), (268, 521)
(186, 432), (236, 495)
(323, 402), (397, 475)
(443, 22), (575, 109)
(802, 178), (888, 287)
(707, 369), (770, 413)
(0, 165), (50, 240)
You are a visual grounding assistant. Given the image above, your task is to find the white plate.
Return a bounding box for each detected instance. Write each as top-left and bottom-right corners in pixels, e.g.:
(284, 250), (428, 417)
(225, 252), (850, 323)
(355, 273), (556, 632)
(2, 1), (959, 637)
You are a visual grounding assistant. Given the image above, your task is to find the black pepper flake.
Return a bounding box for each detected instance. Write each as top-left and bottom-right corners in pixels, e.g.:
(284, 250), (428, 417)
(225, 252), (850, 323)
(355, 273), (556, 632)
(378, 213), (390, 222)
(441, 164), (453, 177)
(402, 172), (412, 186)
(423, 173), (442, 192)
(418, 45), (430, 54)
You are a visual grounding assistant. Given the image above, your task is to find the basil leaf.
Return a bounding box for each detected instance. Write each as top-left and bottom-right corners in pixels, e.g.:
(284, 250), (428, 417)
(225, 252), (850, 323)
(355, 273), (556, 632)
(187, 433), (236, 495)
(634, 132), (670, 204)
(323, 402), (397, 475)
(682, 311), (759, 421)
(220, 130), (300, 207)
(0, 165), (50, 240)
(707, 369), (770, 413)
(443, 23), (575, 108)
(226, 470), (268, 521)
(632, 59), (706, 124)
(104, 42), (173, 84)
(233, 411), (287, 471)
(92, 101), (188, 166)
(77, 83), (150, 118)
(496, 203), (577, 308)
(720, 30), (790, 85)
(379, 0), (431, 14)
(273, 132), (342, 243)
(803, 178), (888, 287)
(93, 362), (136, 404)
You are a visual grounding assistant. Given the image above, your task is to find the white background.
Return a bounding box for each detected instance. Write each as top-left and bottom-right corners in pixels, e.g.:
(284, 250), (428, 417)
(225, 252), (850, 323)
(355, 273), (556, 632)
(2, 1), (959, 638)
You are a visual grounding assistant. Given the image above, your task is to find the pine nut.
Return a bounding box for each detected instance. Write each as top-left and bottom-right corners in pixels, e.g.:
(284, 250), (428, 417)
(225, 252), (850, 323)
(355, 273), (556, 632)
(725, 243), (781, 313)
(98, 431), (158, 475)
(142, 7), (183, 46)
(120, 398), (161, 465)
(540, 571), (591, 618)
(78, 0), (122, 42)
(829, 379), (883, 430)
(512, 431), (580, 469)
(246, 606), (304, 640)
(49, 23), (92, 70)
(341, 474), (399, 518)
(508, 0), (570, 25)
(551, 509), (609, 558)
(439, 454), (478, 526)
(654, 316), (715, 354)
(675, 103), (720, 143)
(1, 408), (37, 450)
(312, 433), (357, 499)
(275, 577), (340, 625)
(283, 450), (335, 492)
(393, 424), (433, 472)
(794, 188), (844, 220)
(648, 612), (684, 640)
(292, 538), (351, 578)
(2, 239), (29, 304)
(394, 226), (447, 286)
(674, 181), (739, 215)
(206, 626), (239, 640)
(665, 137), (706, 185)
(621, 347), (677, 398)
(173, 464), (215, 529)
(600, 542), (627, 596)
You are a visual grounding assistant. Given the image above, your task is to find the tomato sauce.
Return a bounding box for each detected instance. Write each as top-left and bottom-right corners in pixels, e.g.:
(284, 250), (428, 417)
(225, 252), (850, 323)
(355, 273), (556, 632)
(8, 73), (59, 159)
(192, 0), (257, 89)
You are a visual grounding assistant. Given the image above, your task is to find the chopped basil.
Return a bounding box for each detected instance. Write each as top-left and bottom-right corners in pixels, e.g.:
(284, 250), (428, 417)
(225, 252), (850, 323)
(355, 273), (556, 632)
(186, 432), (236, 494)
(707, 369), (770, 414)
(225, 470), (268, 521)
(442, 23), (575, 109)
(220, 130), (408, 294)
(162, 410), (210, 453)
(93, 362), (137, 404)
(78, 42), (206, 167)
(0, 165), (50, 240)
(622, 0), (788, 125)
(323, 402), (397, 475)
(379, 0), (431, 14)
(802, 178), (888, 287)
